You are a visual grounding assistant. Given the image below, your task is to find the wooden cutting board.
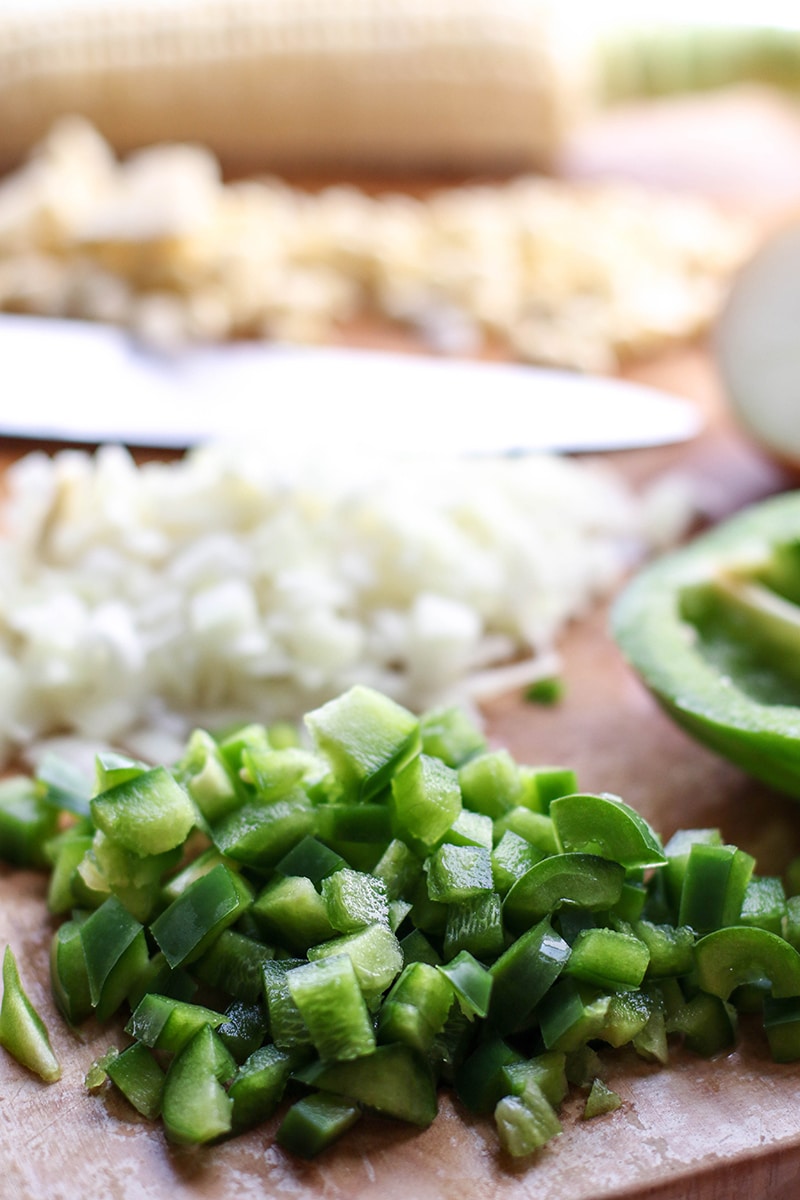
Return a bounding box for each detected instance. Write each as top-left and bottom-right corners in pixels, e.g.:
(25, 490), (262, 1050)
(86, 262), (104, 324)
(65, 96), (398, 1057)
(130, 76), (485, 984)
(4, 88), (800, 1200)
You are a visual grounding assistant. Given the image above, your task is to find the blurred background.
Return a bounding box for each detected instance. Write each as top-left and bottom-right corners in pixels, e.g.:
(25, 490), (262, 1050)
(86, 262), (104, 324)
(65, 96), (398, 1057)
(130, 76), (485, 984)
(4, 1), (800, 369)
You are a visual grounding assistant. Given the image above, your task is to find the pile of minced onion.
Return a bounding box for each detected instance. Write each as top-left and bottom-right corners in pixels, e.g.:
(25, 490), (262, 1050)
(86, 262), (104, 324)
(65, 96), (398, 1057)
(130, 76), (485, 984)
(0, 443), (690, 770)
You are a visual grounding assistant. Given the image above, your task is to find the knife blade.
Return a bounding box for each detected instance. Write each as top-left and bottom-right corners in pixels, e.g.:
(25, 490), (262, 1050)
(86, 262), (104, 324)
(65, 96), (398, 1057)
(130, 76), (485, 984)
(0, 314), (702, 457)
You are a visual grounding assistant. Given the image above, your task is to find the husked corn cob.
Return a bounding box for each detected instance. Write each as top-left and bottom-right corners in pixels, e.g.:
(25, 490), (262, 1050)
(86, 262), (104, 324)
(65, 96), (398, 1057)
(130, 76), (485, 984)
(0, 0), (592, 174)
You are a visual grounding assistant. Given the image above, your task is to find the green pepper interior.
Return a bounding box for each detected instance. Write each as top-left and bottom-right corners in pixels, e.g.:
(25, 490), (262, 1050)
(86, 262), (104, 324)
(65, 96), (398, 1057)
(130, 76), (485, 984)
(679, 544), (800, 707)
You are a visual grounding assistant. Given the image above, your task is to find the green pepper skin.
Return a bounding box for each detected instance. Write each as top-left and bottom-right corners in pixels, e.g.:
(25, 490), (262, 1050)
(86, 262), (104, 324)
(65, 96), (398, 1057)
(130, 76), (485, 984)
(612, 492), (800, 798)
(0, 945), (61, 1082)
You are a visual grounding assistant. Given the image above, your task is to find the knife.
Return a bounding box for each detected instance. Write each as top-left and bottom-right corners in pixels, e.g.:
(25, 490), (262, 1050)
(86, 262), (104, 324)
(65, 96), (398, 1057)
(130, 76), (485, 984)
(0, 314), (702, 457)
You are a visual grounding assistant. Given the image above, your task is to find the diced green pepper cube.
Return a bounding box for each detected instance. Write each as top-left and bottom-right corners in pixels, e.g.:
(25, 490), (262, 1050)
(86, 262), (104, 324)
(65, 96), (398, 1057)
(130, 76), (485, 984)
(437, 950), (492, 1019)
(489, 918), (571, 1036)
(315, 803), (393, 845)
(679, 843), (756, 934)
(372, 838), (424, 902)
(763, 995), (800, 1063)
(90, 831), (179, 923)
(295, 1042), (438, 1127)
(276, 1092), (361, 1159)
(600, 989), (653, 1048)
(80, 896), (149, 1022)
(217, 721), (272, 767)
(305, 685), (420, 802)
(106, 1042), (165, 1120)
(194, 929), (275, 1003)
(150, 863), (253, 968)
(663, 828), (723, 911)
(174, 729), (242, 824)
(632, 1006), (669, 1065)
(611, 880), (648, 923)
(526, 767), (579, 813)
(94, 751), (149, 793)
(419, 705), (486, 767)
(740, 876), (787, 936)
(241, 745), (316, 802)
(252, 875), (336, 953)
(583, 1078), (622, 1119)
(307, 923), (403, 1005)
(495, 1079), (562, 1157)
(287, 955), (376, 1062)
(500, 1051), (568, 1109)
(442, 810), (493, 850)
(390, 754), (462, 852)
(162, 1025), (236, 1145)
(426, 844), (493, 904)
(46, 829), (94, 915)
(443, 892), (504, 962)
(492, 809), (559, 854)
(459, 750), (524, 820)
(666, 992), (738, 1057)
(276, 835), (347, 885)
(538, 979), (612, 1053)
(126, 993), (227, 1054)
(212, 794), (316, 868)
(322, 868), (389, 932)
(491, 831), (545, 897)
(565, 1043), (605, 1088)
(90, 766), (196, 857)
(455, 1035), (524, 1114)
(0, 776), (59, 869)
(379, 961), (453, 1053)
(566, 927), (650, 992)
(229, 1044), (303, 1132)
(217, 999), (268, 1063)
(261, 959), (313, 1051)
(50, 918), (93, 1026)
(633, 920), (696, 978)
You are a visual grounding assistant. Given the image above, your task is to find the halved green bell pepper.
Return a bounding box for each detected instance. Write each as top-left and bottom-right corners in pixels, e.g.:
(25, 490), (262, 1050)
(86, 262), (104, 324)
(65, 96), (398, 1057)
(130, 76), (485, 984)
(612, 492), (800, 798)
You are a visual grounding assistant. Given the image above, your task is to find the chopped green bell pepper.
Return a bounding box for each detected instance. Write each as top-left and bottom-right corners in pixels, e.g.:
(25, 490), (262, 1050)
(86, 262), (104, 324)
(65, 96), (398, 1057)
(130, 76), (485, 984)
(0, 945), (61, 1082)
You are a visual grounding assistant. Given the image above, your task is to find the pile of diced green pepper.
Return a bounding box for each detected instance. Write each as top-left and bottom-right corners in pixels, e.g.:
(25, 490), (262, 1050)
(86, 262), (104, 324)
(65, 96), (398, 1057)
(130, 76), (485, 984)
(3, 683), (800, 1160)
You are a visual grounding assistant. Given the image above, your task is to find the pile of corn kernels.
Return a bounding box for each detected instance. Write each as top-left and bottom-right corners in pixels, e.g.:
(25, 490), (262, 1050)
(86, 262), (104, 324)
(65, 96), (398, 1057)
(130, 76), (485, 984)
(0, 116), (757, 372)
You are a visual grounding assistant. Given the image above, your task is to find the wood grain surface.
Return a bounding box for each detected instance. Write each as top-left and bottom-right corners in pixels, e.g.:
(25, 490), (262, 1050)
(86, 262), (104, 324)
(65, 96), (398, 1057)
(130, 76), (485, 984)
(3, 88), (800, 1200)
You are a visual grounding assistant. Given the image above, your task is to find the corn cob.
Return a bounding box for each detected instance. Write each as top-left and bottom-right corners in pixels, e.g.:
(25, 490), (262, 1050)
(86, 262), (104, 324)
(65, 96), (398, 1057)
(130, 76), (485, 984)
(0, 0), (592, 175)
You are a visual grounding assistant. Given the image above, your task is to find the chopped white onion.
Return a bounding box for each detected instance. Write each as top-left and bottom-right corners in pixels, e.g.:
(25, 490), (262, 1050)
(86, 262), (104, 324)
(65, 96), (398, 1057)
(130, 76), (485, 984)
(0, 442), (692, 767)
